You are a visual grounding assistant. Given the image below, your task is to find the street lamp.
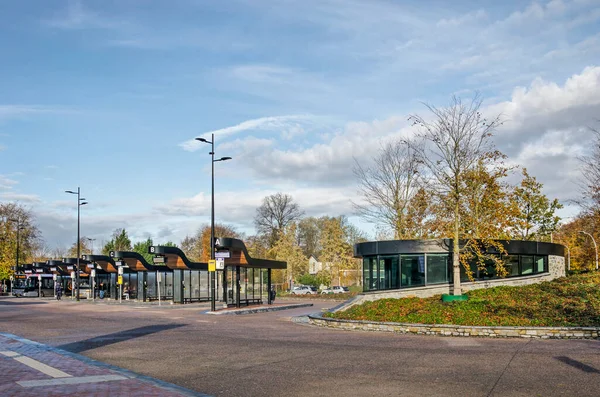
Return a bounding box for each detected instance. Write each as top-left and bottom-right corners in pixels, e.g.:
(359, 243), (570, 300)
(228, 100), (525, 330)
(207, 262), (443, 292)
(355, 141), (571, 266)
(8, 218), (24, 294)
(66, 187), (88, 301)
(196, 133), (232, 312)
(579, 230), (598, 270)
(85, 237), (96, 255)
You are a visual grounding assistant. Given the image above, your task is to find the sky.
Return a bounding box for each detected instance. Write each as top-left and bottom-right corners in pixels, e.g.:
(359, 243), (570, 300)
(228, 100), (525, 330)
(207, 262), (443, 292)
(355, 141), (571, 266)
(0, 0), (599, 251)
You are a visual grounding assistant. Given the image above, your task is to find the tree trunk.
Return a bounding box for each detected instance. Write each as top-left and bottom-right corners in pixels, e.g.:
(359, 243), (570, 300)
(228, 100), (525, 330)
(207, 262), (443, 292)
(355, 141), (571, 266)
(453, 200), (462, 295)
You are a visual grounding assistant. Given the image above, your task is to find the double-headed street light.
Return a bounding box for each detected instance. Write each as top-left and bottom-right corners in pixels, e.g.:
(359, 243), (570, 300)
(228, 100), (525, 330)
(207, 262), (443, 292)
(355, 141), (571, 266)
(579, 230), (598, 270)
(66, 187), (88, 301)
(196, 133), (232, 312)
(85, 237), (96, 255)
(8, 218), (24, 294)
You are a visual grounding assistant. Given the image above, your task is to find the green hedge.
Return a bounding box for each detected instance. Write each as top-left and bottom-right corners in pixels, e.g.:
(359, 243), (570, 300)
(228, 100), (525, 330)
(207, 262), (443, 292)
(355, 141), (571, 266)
(325, 272), (600, 327)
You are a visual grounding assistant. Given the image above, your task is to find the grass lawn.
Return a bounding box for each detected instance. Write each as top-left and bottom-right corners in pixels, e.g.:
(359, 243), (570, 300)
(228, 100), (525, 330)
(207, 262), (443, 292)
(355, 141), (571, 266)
(325, 272), (600, 327)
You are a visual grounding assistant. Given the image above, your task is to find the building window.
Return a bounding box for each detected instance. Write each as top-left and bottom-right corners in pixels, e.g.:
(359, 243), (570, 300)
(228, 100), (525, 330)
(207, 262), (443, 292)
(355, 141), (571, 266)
(363, 257), (378, 292)
(503, 255), (520, 277)
(521, 255), (534, 275)
(426, 254), (449, 284)
(379, 255), (400, 290)
(401, 255), (425, 287)
(535, 256), (547, 273)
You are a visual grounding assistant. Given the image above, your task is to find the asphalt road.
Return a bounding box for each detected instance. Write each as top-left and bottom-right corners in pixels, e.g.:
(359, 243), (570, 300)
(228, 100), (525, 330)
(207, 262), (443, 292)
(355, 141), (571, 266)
(1, 296), (600, 396)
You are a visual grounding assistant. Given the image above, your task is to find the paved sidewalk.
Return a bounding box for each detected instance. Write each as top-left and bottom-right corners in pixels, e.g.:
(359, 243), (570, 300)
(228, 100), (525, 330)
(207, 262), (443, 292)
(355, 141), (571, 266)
(0, 333), (209, 397)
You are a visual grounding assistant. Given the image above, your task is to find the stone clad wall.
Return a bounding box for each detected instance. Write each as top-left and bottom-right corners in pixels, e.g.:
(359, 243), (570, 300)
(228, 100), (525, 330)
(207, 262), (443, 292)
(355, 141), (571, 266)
(335, 255), (566, 313)
(309, 314), (599, 339)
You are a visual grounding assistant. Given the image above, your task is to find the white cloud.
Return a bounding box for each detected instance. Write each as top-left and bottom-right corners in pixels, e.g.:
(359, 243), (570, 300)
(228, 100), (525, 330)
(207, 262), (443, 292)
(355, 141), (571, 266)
(46, 0), (127, 31)
(0, 176), (18, 190)
(437, 9), (487, 27)
(179, 115), (313, 151)
(0, 193), (41, 203)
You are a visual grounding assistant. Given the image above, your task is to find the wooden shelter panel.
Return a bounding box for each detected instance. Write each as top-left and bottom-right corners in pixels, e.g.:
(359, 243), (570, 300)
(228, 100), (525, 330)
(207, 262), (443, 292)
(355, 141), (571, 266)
(123, 258), (146, 271)
(165, 254), (188, 269)
(224, 251), (249, 266)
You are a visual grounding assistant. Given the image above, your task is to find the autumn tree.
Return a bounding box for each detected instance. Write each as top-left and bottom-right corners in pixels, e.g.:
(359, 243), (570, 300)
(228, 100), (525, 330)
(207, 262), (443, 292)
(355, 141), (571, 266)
(297, 217), (323, 258)
(0, 203), (42, 280)
(510, 168), (562, 241)
(102, 228), (132, 255)
(269, 222), (307, 289)
(180, 224), (240, 262)
(254, 193), (304, 247)
(319, 216), (356, 286)
(409, 95), (503, 295)
(460, 159), (513, 239)
(67, 238), (92, 257)
(578, 124), (600, 213)
(353, 139), (427, 239)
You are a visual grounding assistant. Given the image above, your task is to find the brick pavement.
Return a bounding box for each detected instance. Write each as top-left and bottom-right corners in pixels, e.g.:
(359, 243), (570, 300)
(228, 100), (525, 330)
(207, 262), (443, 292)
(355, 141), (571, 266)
(0, 333), (209, 397)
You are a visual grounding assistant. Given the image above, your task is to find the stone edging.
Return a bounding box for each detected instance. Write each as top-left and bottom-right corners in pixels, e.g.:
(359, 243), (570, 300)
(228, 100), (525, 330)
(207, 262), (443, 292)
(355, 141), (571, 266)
(206, 303), (313, 315)
(307, 313), (600, 339)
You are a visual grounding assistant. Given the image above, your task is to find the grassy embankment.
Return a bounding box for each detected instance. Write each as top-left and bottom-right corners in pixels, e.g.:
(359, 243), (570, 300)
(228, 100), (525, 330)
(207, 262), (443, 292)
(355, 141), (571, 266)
(324, 272), (600, 327)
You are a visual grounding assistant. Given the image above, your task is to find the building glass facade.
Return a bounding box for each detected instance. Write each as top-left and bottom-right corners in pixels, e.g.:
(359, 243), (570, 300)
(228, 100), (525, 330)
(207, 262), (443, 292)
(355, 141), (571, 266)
(362, 250), (552, 293)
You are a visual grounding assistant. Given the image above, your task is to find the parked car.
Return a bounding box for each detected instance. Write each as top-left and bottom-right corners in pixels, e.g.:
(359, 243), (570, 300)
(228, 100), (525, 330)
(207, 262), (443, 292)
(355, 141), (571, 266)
(321, 286), (349, 294)
(291, 286), (318, 295)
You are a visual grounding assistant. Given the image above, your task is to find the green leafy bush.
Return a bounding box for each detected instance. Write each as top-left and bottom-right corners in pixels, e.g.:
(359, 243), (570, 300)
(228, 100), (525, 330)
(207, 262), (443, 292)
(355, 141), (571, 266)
(325, 272), (600, 327)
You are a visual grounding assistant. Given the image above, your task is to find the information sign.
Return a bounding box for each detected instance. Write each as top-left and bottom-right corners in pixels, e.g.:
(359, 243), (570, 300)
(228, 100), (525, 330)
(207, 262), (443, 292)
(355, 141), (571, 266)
(118, 266), (124, 275)
(91, 269), (96, 278)
(216, 258), (225, 270)
(70, 271), (75, 279)
(117, 275), (123, 285)
(208, 259), (216, 272)
(215, 251), (230, 259)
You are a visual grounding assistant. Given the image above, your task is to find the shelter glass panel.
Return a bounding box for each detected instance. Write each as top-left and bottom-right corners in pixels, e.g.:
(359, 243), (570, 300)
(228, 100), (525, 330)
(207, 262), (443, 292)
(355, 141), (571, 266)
(191, 271), (200, 300)
(147, 272), (156, 297)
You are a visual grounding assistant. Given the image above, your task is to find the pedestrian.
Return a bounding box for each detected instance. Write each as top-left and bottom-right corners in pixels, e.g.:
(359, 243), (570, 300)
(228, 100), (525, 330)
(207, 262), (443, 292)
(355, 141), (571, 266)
(270, 286), (276, 304)
(56, 283), (62, 300)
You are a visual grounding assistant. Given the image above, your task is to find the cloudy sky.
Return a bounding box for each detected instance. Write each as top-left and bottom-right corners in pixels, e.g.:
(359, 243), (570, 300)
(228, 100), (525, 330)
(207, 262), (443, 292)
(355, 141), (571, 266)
(0, 0), (599, 250)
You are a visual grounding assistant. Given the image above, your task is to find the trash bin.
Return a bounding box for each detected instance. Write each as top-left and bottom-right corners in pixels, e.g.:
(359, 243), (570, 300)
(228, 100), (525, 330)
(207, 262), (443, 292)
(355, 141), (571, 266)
(269, 288), (276, 303)
(99, 290), (105, 299)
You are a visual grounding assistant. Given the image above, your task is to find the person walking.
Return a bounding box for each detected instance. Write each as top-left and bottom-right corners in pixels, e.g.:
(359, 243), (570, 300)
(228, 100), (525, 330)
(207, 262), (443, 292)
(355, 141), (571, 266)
(56, 283), (62, 300)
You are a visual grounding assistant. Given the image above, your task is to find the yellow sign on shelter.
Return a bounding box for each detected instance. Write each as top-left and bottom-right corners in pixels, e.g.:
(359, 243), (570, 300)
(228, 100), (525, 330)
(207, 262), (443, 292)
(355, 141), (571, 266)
(117, 275), (123, 285)
(208, 259), (216, 272)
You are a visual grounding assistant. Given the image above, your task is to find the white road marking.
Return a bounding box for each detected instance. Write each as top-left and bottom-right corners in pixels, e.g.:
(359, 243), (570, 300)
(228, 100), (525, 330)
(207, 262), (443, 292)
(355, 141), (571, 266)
(17, 374), (128, 388)
(444, 338), (482, 347)
(0, 351), (71, 378)
(14, 356), (72, 378)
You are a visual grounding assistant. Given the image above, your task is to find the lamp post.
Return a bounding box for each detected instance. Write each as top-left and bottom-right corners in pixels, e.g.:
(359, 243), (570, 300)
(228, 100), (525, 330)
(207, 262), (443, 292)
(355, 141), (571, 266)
(85, 237), (96, 255)
(8, 218), (24, 294)
(579, 230), (598, 270)
(66, 187), (88, 301)
(196, 133), (232, 312)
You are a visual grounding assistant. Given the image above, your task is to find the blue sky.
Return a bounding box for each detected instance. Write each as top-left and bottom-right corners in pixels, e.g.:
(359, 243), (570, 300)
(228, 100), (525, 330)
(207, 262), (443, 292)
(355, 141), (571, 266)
(0, 0), (599, 250)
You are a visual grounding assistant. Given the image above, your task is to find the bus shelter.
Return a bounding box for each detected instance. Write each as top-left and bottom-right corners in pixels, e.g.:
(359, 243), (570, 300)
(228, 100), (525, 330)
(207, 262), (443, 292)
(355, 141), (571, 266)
(147, 246), (209, 304)
(109, 250), (169, 302)
(214, 237), (286, 308)
(47, 260), (70, 295)
(62, 257), (92, 299)
(81, 254), (119, 299)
